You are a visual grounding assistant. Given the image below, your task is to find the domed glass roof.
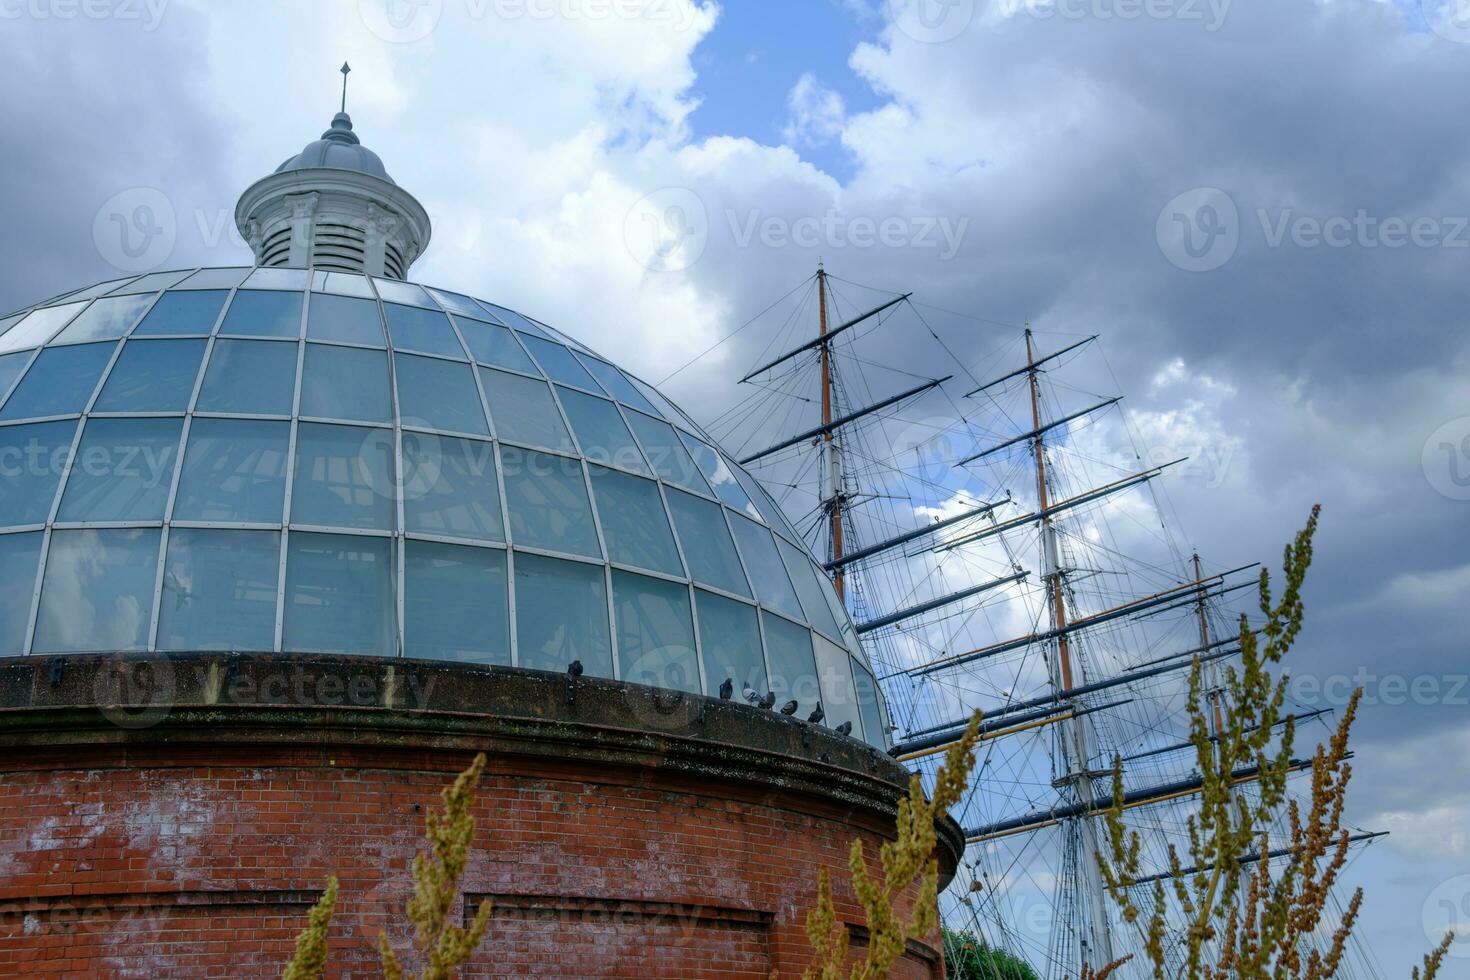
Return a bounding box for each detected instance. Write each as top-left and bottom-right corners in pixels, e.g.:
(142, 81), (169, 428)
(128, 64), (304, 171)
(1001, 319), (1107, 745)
(0, 267), (889, 746)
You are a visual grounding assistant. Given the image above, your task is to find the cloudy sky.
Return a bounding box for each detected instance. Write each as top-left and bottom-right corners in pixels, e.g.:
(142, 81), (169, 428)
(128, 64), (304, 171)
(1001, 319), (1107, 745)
(2, 0), (1468, 971)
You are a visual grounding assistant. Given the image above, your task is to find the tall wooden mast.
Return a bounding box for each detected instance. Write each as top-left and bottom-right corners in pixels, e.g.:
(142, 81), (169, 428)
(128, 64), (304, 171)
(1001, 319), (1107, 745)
(1025, 327), (1115, 971)
(1193, 552), (1226, 736)
(819, 263), (846, 598)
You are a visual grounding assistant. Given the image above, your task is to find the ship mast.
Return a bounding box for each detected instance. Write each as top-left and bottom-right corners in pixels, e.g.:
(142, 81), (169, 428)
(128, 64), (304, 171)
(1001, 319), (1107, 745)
(1024, 327), (1117, 972)
(1194, 552), (1226, 737)
(818, 263), (846, 598)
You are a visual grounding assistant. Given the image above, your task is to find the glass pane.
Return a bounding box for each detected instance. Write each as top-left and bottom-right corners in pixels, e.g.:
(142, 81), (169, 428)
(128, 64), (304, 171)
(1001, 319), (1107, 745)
(176, 268), (249, 290)
(0, 531), (42, 654)
(299, 344), (391, 422)
(578, 357), (659, 415)
(402, 433), (503, 542)
(732, 464), (802, 543)
(242, 268), (308, 290)
(0, 351), (33, 398)
(171, 418), (289, 524)
(694, 589), (766, 698)
(455, 321), (538, 376)
(727, 514), (804, 619)
(625, 412), (709, 495)
(813, 635), (862, 735)
(394, 354), (487, 435)
(0, 342), (114, 420)
(679, 433), (760, 519)
(34, 527), (161, 653)
(426, 288), (486, 318)
(587, 466), (681, 576)
(317, 272), (376, 298)
(455, 318), (537, 373)
(763, 613), (820, 717)
(479, 368), (573, 452)
(157, 528), (279, 652)
(110, 270), (191, 294)
(665, 489), (750, 598)
(220, 289), (303, 338)
(56, 417), (181, 522)
(0, 420), (76, 526)
(307, 293), (384, 346)
(283, 531), (394, 656)
(519, 335), (602, 391)
(290, 422), (395, 530)
(852, 660), (886, 746)
(373, 278), (434, 307)
(557, 388), (650, 475)
(404, 540), (509, 664)
(777, 539), (842, 639)
(131, 290), (227, 336)
(384, 303), (464, 358)
(53, 295), (153, 344)
(51, 280), (133, 304)
(195, 339), (297, 415)
(0, 302), (86, 353)
(499, 446), (600, 558)
(513, 552), (610, 676)
(479, 301), (550, 338)
(92, 339), (205, 413)
(614, 570), (700, 694)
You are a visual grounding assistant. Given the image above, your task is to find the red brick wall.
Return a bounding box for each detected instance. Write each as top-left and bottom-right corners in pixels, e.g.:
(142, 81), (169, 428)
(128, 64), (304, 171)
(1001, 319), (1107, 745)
(0, 744), (944, 978)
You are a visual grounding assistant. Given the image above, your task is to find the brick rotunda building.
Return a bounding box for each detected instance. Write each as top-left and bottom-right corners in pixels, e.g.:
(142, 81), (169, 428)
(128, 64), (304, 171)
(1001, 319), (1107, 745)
(0, 108), (963, 977)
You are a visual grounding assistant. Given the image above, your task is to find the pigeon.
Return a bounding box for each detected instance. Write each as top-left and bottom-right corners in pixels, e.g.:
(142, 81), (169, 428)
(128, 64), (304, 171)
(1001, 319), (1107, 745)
(779, 699), (799, 716)
(718, 677), (734, 700)
(807, 702), (825, 725)
(834, 721), (853, 736)
(743, 682), (761, 705)
(567, 660), (584, 677)
(758, 691), (776, 710)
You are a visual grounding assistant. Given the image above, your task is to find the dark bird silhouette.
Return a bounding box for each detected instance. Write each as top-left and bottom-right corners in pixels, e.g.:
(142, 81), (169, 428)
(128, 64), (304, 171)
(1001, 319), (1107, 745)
(718, 677), (733, 700)
(567, 660), (584, 677)
(807, 702), (825, 724)
(758, 691), (776, 710)
(835, 720), (853, 736)
(743, 682), (760, 704)
(779, 699), (799, 715)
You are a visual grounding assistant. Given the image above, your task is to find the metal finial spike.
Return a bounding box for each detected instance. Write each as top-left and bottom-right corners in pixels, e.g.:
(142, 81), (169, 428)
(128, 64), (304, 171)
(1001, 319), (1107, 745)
(340, 62), (352, 114)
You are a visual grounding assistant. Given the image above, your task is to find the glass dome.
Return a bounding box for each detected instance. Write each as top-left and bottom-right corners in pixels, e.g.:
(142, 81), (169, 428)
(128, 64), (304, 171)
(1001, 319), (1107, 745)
(0, 267), (889, 747)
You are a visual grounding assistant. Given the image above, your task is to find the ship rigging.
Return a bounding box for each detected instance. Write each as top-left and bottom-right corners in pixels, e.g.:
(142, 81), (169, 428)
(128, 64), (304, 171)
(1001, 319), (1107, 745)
(705, 265), (1387, 979)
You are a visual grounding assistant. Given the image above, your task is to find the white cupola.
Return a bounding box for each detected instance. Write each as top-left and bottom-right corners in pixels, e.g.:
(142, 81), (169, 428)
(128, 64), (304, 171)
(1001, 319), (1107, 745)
(235, 85), (431, 279)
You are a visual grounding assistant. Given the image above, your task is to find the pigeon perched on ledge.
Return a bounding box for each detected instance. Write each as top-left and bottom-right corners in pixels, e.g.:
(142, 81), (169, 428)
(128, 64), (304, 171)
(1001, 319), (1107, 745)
(743, 682), (760, 705)
(719, 677), (733, 700)
(807, 703), (825, 724)
(834, 721), (853, 736)
(758, 691), (776, 710)
(779, 699), (799, 715)
(567, 660), (583, 677)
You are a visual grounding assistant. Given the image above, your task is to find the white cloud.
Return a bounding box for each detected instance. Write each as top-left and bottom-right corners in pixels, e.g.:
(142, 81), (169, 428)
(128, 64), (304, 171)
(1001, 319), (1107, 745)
(782, 73), (847, 148)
